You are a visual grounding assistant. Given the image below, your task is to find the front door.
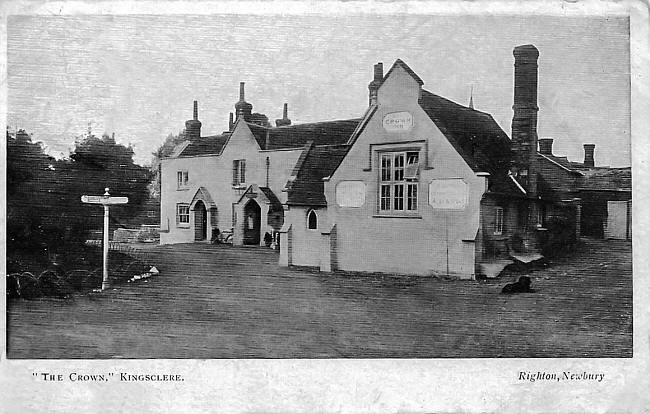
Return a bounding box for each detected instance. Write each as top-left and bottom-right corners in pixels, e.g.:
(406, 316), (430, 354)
(243, 200), (261, 245)
(194, 201), (207, 241)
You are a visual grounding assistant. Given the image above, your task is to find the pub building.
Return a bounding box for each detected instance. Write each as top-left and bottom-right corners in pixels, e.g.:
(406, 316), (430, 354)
(159, 45), (630, 279)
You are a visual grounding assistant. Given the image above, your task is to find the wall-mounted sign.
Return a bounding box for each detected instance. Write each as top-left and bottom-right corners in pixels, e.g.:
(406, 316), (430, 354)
(428, 179), (468, 209)
(336, 181), (366, 207)
(382, 111), (413, 132)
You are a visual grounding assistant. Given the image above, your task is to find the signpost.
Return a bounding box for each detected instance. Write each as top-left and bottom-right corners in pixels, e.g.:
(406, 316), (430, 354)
(81, 188), (128, 290)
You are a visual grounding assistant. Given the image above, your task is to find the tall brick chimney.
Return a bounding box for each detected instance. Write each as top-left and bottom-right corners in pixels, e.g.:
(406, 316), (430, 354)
(583, 144), (595, 167)
(185, 100), (202, 140)
(368, 62), (383, 106)
(235, 82), (253, 122)
(538, 138), (553, 155)
(511, 44), (540, 192)
(275, 103), (292, 127)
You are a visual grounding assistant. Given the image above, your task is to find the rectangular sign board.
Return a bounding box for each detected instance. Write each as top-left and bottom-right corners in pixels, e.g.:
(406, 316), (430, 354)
(81, 195), (129, 205)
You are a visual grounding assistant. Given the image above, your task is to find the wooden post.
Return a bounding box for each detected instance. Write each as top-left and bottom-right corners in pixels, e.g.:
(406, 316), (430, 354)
(81, 188), (128, 291)
(102, 204), (110, 290)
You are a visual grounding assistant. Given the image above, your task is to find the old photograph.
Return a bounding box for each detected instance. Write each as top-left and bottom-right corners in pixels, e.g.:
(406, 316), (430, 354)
(4, 10), (634, 361)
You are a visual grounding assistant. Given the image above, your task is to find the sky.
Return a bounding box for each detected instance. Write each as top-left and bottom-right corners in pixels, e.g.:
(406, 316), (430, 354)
(7, 13), (630, 167)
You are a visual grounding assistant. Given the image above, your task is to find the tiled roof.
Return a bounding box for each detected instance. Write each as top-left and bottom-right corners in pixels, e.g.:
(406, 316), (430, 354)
(286, 144), (350, 206)
(419, 90), (512, 175)
(579, 167), (631, 191)
(488, 173), (527, 197)
(247, 119), (361, 150)
(177, 134), (230, 157)
(259, 187), (284, 212)
(538, 153), (584, 174)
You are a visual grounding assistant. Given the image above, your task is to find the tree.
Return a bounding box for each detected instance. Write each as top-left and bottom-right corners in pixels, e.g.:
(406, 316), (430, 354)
(6, 128), (153, 255)
(149, 131), (186, 199)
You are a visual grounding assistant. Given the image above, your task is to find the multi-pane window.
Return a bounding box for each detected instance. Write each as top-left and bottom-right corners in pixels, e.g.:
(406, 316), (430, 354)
(176, 204), (190, 225)
(177, 170), (188, 188)
(232, 160), (246, 186)
(379, 151), (419, 213)
(494, 207), (504, 235)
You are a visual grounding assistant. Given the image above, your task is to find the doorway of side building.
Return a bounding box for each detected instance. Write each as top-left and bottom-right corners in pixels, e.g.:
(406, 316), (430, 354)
(243, 200), (261, 245)
(194, 200), (207, 241)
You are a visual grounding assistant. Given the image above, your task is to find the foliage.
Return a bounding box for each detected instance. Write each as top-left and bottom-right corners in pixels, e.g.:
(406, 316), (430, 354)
(6, 128), (153, 257)
(149, 131), (186, 198)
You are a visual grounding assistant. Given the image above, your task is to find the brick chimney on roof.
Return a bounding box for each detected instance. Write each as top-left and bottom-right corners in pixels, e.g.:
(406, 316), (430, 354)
(368, 62), (383, 106)
(511, 44), (540, 193)
(185, 100), (202, 140)
(583, 144), (595, 167)
(538, 138), (553, 155)
(235, 82), (253, 122)
(275, 103), (292, 127)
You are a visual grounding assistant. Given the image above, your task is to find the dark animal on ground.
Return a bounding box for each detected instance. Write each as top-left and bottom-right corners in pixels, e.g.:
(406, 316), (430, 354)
(501, 276), (534, 294)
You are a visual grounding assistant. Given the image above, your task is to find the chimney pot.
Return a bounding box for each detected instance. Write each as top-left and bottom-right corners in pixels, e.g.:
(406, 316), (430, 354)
(538, 138), (553, 155)
(193, 100), (198, 120)
(239, 82), (245, 101)
(583, 144), (595, 167)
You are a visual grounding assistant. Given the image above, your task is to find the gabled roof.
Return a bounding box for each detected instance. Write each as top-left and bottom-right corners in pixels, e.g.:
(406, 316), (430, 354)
(177, 134), (230, 157)
(383, 59), (424, 86)
(237, 184), (283, 212)
(286, 144), (350, 206)
(247, 119), (361, 150)
(419, 89), (512, 175)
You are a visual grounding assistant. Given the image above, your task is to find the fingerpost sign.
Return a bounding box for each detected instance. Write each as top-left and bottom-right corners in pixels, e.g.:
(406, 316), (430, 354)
(81, 188), (129, 290)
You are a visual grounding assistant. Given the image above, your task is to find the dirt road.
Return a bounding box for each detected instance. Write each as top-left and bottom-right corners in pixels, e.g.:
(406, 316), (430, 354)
(6, 238), (632, 358)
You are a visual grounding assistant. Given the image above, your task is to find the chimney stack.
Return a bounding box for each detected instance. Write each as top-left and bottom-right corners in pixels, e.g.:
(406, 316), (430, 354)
(538, 138), (553, 155)
(583, 144), (595, 167)
(185, 100), (202, 140)
(368, 62), (384, 106)
(275, 103), (292, 127)
(511, 44), (540, 192)
(234, 82), (253, 122)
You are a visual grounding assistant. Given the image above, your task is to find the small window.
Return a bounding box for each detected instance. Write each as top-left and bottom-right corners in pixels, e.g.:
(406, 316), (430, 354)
(176, 204), (190, 226)
(177, 170), (189, 189)
(232, 159), (246, 187)
(307, 209), (318, 230)
(494, 207), (504, 235)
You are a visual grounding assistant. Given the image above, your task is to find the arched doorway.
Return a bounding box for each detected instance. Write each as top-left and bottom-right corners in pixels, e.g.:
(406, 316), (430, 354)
(243, 200), (261, 245)
(194, 200), (207, 241)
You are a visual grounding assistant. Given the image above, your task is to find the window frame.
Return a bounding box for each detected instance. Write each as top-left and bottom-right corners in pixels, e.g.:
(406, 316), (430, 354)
(378, 150), (420, 215)
(177, 170), (189, 190)
(176, 203), (190, 227)
(232, 159), (246, 187)
(494, 206), (504, 235)
(307, 209), (318, 230)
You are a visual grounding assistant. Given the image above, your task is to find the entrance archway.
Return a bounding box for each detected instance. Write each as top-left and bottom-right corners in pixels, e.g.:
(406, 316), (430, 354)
(194, 200), (207, 241)
(243, 200), (261, 245)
